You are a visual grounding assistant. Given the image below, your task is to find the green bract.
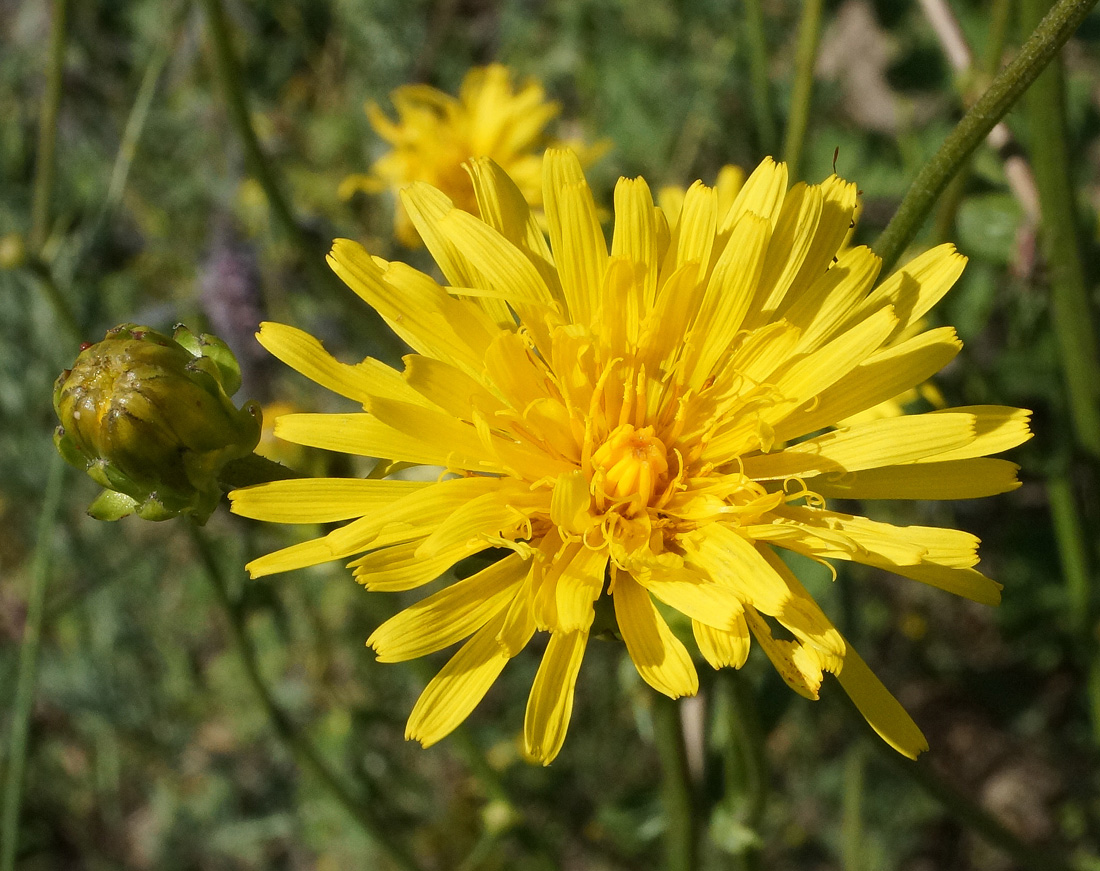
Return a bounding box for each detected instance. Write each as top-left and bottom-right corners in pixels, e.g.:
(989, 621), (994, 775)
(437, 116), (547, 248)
(53, 324), (262, 523)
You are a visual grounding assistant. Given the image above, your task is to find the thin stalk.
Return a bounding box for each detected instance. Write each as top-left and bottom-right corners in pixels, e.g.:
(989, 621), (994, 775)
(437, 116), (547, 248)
(872, 0), (1099, 273)
(652, 694), (697, 871)
(984, 0), (1016, 77)
(188, 526), (424, 871)
(0, 458), (67, 871)
(197, 0), (404, 358)
(1022, 0), (1100, 458)
(840, 744), (866, 871)
(22, 256), (80, 344)
(781, 0), (824, 180)
(716, 669), (766, 871)
(721, 670), (768, 834)
(742, 0), (778, 158)
(29, 0), (69, 254)
(198, 0), (307, 254)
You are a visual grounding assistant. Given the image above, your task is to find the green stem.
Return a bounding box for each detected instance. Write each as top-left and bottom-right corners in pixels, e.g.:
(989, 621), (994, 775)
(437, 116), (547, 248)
(652, 693), (697, 871)
(721, 670), (768, 834)
(188, 526), (424, 871)
(220, 452), (304, 487)
(781, 0), (824, 180)
(742, 0), (778, 158)
(840, 744), (866, 871)
(1047, 473), (1100, 744)
(871, 0), (1098, 273)
(984, 0), (1016, 77)
(23, 255), (81, 344)
(198, 0), (307, 253)
(1048, 474), (1091, 637)
(1022, 0), (1100, 458)
(0, 458), (67, 871)
(197, 0), (405, 358)
(29, 0), (69, 254)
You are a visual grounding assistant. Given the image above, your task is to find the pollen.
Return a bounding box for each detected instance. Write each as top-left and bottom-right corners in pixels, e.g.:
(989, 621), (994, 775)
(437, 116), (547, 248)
(590, 424), (670, 511)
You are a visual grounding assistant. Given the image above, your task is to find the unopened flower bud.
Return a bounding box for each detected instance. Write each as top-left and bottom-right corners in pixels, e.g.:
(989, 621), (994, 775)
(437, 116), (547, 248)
(53, 324), (262, 522)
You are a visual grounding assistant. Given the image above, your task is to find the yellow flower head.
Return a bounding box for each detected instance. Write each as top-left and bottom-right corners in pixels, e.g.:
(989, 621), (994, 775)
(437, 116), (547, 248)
(234, 150), (1031, 765)
(340, 64), (604, 247)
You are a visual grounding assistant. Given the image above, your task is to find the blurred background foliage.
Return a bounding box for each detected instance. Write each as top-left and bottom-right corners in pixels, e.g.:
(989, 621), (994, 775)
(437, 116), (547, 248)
(3, 0), (1100, 868)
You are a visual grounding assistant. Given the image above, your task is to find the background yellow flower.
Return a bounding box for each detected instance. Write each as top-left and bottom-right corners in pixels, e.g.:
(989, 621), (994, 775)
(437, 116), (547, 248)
(339, 64), (606, 247)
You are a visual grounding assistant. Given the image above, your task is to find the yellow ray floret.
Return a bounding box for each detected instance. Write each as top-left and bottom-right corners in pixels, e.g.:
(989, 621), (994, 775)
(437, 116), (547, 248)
(234, 148), (1031, 764)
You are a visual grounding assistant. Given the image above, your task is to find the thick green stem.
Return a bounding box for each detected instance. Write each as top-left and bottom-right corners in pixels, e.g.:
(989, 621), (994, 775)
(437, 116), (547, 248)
(872, 0), (1098, 273)
(0, 458), (67, 871)
(652, 694), (697, 871)
(742, 0), (778, 158)
(1022, 0), (1100, 458)
(188, 527), (424, 871)
(29, 0), (69, 254)
(781, 0), (824, 180)
(716, 670), (766, 870)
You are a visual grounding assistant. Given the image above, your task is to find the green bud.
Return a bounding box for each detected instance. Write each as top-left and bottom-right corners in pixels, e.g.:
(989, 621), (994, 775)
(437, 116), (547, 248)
(53, 324), (262, 523)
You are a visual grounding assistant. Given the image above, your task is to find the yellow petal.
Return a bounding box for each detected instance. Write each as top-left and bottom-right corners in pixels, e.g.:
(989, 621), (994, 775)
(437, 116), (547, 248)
(367, 553), (527, 662)
(720, 156), (788, 233)
(835, 641), (928, 759)
(742, 412), (978, 480)
(746, 182), (823, 324)
(614, 573), (699, 698)
(850, 243), (967, 338)
(274, 412), (504, 472)
(438, 207), (557, 308)
(351, 537), (489, 591)
(807, 458), (1022, 500)
(554, 545), (609, 633)
(229, 478), (427, 524)
(772, 326), (962, 442)
(416, 483), (544, 559)
(686, 212), (772, 383)
(743, 606), (822, 699)
(692, 617), (750, 670)
(780, 245), (882, 352)
(327, 239), (498, 374)
(917, 406), (1032, 461)
(611, 176), (658, 309)
(406, 610), (524, 748)
(256, 322), (417, 406)
(543, 149), (607, 326)
(524, 629), (587, 765)
(402, 354), (506, 419)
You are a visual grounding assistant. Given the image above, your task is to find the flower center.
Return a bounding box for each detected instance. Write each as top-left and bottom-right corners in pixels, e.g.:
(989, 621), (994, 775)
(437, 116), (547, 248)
(590, 424), (670, 511)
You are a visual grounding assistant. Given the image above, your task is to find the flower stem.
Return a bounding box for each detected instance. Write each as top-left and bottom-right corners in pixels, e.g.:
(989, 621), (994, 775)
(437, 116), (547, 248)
(781, 0), (824, 181)
(188, 526), (424, 871)
(29, 0), (69, 254)
(742, 0), (778, 158)
(652, 693), (698, 871)
(840, 744), (866, 871)
(0, 457), (67, 871)
(197, 0), (405, 357)
(197, 0), (308, 256)
(872, 0), (1099, 274)
(1021, 0), (1100, 459)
